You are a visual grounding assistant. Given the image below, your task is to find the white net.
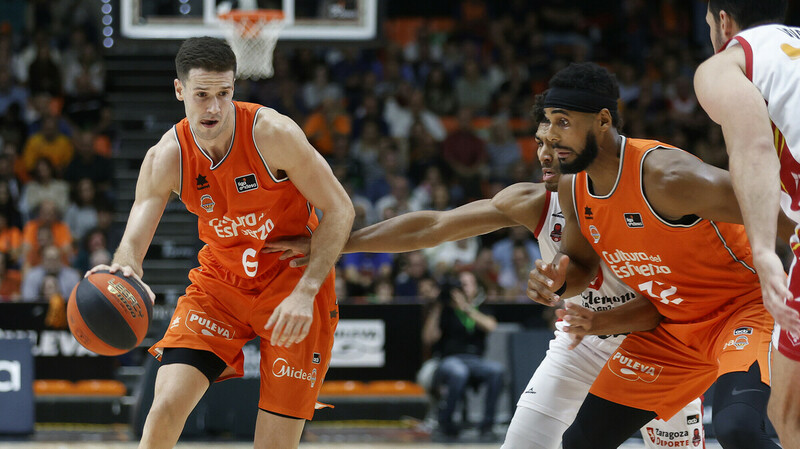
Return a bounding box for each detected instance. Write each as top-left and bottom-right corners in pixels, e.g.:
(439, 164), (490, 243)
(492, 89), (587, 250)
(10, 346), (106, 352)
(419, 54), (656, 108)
(219, 11), (285, 79)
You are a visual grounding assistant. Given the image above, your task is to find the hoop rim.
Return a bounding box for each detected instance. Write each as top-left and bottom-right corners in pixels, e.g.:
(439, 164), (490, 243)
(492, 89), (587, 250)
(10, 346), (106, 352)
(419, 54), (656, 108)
(218, 9), (285, 23)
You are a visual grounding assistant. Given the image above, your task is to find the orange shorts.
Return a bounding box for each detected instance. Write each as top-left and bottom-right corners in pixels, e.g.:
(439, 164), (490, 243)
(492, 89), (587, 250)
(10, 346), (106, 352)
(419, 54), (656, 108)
(149, 248), (338, 420)
(589, 294), (772, 420)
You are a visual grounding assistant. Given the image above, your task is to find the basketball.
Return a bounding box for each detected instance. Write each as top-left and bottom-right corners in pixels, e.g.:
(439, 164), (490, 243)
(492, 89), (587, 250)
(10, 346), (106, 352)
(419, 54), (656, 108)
(67, 270), (153, 356)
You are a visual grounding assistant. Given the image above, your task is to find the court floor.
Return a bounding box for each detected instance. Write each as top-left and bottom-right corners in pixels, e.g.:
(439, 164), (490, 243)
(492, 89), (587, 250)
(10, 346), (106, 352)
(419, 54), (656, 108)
(0, 443), (728, 449)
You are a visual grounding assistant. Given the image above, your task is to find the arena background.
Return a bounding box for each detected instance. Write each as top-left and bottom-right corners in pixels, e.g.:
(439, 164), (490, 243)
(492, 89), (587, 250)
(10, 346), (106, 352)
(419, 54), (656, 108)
(1, 0), (799, 447)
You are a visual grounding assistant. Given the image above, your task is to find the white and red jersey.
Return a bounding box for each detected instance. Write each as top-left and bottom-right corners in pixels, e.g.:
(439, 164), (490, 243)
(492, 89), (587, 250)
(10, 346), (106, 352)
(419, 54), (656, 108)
(724, 24), (800, 224)
(533, 190), (637, 313)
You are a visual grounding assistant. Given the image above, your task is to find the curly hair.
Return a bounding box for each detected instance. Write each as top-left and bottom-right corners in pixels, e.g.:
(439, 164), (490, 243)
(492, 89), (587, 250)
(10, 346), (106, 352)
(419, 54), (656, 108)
(547, 62), (622, 128)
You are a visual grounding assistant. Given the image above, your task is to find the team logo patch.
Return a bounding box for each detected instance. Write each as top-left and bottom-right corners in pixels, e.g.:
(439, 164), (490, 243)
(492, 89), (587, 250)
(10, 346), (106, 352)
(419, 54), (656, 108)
(787, 330), (800, 347)
(196, 174), (209, 190)
(624, 213), (643, 228)
(588, 267), (604, 290)
(723, 335), (750, 351)
(313, 352), (321, 364)
(686, 414), (699, 425)
(185, 310), (235, 340)
(235, 173), (258, 193)
(200, 194), (215, 213)
(607, 348), (663, 383)
(589, 225), (601, 243)
(734, 327), (753, 336)
(550, 223), (562, 242)
(646, 427), (656, 443)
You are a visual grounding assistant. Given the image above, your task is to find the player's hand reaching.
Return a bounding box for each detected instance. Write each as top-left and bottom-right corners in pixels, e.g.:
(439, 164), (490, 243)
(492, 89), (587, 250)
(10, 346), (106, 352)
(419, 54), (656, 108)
(266, 291), (314, 348)
(86, 263), (156, 305)
(262, 236), (311, 267)
(753, 252), (800, 335)
(528, 256), (569, 307)
(556, 302), (594, 350)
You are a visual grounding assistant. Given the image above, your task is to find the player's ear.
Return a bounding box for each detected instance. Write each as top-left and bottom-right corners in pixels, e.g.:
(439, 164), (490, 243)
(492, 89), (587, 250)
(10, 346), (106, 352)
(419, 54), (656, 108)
(174, 78), (184, 101)
(597, 109), (612, 130)
(719, 10), (738, 40)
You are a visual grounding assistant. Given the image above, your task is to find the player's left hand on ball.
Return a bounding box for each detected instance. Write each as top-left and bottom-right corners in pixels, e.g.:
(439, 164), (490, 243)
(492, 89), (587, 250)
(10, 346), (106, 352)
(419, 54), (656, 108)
(265, 292), (314, 348)
(556, 303), (594, 350)
(262, 236), (311, 267)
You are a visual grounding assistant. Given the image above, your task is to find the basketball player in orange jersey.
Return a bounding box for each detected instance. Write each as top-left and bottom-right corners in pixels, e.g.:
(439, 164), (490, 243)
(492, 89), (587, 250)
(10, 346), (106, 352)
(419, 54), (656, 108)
(87, 37), (354, 449)
(694, 1), (800, 445)
(526, 62), (796, 449)
(265, 95), (705, 449)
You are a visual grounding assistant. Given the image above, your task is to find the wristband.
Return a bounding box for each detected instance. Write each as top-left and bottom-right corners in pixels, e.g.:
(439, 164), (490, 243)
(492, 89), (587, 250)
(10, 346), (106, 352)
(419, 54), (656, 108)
(554, 281), (567, 296)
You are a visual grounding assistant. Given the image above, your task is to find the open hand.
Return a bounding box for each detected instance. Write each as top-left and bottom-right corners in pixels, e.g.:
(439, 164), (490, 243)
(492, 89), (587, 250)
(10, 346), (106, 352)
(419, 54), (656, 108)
(555, 302), (594, 350)
(265, 292), (314, 347)
(262, 236), (311, 267)
(754, 252), (800, 335)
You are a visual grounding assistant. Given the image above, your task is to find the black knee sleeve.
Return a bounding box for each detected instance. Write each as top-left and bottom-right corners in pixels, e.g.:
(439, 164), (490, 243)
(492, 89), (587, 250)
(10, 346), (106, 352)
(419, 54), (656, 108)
(712, 361), (780, 449)
(562, 393), (656, 449)
(161, 348), (227, 384)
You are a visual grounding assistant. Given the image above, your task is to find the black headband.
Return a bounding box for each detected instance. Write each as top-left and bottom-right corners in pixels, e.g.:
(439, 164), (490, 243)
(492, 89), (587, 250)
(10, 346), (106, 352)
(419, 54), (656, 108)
(543, 87), (618, 114)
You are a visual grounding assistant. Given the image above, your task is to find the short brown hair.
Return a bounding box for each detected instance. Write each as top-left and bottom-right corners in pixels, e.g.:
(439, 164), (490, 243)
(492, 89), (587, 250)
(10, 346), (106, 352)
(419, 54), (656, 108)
(175, 37), (237, 82)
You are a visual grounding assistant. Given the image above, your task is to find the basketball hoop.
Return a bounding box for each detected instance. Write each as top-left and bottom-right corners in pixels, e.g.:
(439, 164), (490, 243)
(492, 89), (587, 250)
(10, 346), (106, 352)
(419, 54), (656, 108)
(218, 10), (285, 79)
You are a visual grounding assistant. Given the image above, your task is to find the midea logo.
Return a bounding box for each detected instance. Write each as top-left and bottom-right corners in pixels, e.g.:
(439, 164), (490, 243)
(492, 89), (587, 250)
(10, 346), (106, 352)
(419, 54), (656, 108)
(271, 358), (317, 387)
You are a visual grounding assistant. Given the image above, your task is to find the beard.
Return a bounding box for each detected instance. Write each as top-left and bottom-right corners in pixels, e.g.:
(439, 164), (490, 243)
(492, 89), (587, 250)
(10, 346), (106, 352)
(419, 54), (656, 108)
(559, 131), (599, 174)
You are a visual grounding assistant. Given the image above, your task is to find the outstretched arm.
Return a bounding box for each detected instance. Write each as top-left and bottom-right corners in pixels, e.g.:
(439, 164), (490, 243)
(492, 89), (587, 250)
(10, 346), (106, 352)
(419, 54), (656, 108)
(345, 183), (547, 253)
(263, 182), (549, 262)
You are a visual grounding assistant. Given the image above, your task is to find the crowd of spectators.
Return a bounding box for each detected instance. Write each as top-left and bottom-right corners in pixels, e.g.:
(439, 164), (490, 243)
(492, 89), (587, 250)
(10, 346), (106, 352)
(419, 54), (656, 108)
(0, 2), (116, 307)
(236, 0), (754, 304)
(1, 0), (793, 308)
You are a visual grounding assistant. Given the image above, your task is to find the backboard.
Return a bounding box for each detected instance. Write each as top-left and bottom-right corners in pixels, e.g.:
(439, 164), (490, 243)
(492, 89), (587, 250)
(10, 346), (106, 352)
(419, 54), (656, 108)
(120, 0), (378, 41)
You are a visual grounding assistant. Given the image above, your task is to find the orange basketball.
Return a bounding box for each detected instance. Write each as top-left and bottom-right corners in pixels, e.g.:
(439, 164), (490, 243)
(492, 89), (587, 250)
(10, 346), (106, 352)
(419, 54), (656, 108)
(67, 270), (152, 356)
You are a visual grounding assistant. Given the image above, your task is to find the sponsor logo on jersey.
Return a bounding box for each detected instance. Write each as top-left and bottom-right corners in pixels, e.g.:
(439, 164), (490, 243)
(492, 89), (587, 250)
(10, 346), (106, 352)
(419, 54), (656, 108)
(235, 173), (258, 193)
(185, 310), (235, 340)
(686, 414), (699, 425)
(734, 327), (753, 336)
(646, 428), (691, 447)
(550, 223), (562, 242)
(170, 317), (181, 329)
(781, 43), (800, 60)
(723, 335), (750, 351)
(584, 206), (593, 220)
(602, 249), (672, 279)
(580, 290), (636, 312)
(196, 174), (210, 190)
(313, 352), (321, 364)
(209, 213), (274, 240)
(272, 357), (317, 387)
(607, 348), (663, 382)
(624, 213), (644, 228)
(523, 387), (536, 395)
(589, 225), (600, 243)
(587, 268), (604, 290)
(692, 428), (702, 446)
(200, 194), (215, 213)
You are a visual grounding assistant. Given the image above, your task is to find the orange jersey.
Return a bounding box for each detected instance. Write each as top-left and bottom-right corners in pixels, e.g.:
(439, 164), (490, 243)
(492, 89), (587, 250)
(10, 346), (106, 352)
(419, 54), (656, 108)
(175, 101), (320, 279)
(572, 137), (762, 324)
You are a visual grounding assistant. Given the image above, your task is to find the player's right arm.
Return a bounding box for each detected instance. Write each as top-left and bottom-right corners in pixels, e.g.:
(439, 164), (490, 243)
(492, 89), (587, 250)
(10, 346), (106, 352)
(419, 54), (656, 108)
(264, 182), (550, 261)
(527, 174), (600, 305)
(345, 183), (546, 253)
(90, 131), (180, 301)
